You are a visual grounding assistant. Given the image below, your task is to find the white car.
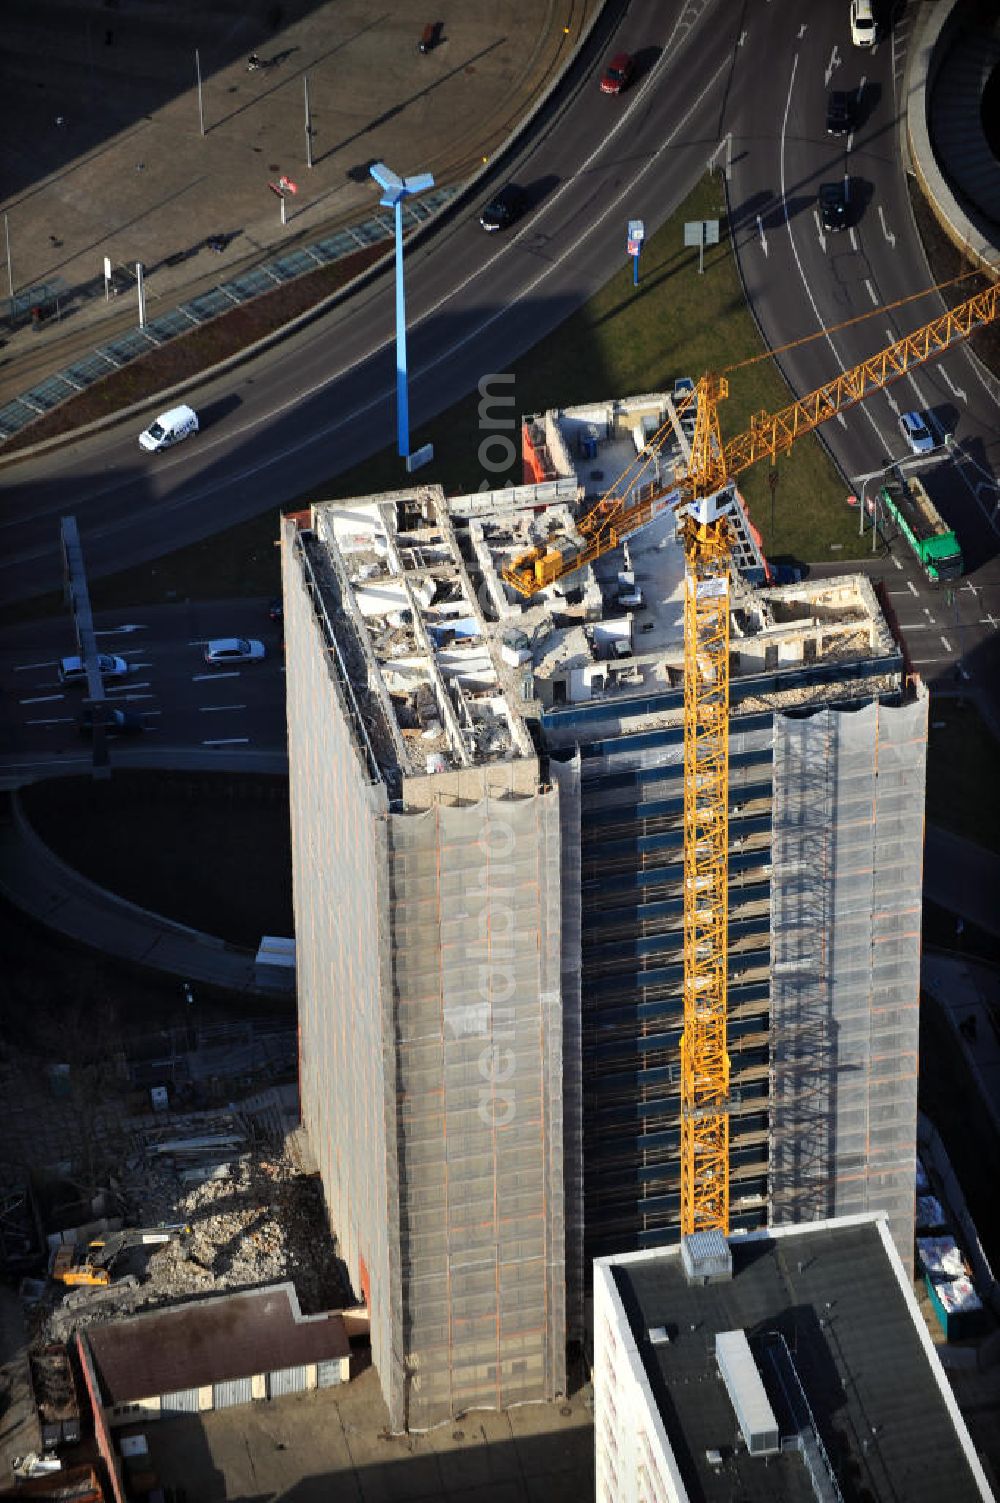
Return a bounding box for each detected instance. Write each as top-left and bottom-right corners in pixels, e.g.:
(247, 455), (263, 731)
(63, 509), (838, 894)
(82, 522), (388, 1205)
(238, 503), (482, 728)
(850, 0), (876, 47)
(58, 653), (129, 684)
(898, 410), (935, 456)
(139, 404), (199, 452)
(203, 637), (266, 666)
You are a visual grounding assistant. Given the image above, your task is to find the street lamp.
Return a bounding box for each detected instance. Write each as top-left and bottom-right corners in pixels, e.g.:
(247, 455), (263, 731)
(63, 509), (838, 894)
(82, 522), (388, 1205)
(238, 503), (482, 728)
(853, 446), (948, 552)
(369, 160), (435, 463)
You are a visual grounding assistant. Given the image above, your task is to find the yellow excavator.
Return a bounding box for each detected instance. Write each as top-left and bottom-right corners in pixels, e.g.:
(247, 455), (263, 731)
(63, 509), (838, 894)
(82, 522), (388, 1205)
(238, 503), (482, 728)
(51, 1224), (190, 1288)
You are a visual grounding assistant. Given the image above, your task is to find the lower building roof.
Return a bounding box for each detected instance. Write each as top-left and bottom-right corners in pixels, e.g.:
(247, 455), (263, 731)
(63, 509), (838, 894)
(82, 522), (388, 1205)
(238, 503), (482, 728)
(602, 1218), (990, 1503)
(84, 1282), (350, 1404)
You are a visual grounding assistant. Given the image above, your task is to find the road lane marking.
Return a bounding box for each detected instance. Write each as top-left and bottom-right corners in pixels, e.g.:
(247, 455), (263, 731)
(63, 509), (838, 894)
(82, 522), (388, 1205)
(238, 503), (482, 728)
(192, 671), (239, 681)
(864, 279), (878, 303)
(13, 661), (58, 672)
(878, 206), (895, 247)
(19, 693), (63, 704)
(848, 227), (858, 251)
(824, 45), (841, 86)
(907, 580), (918, 596)
(940, 368), (967, 402)
(199, 704), (248, 713)
(202, 737), (251, 747)
(940, 635), (953, 652)
(26, 717), (75, 726)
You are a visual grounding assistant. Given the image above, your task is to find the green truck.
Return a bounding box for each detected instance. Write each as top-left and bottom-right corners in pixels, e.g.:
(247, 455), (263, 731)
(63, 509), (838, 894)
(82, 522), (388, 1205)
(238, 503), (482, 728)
(878, 474), (962, 582)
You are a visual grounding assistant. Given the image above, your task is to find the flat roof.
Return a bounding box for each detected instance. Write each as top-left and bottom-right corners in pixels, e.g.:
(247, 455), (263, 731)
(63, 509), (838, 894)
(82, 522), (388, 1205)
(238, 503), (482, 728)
(601, 1218), (990, 1503)
(84, 1282), (350, 1404)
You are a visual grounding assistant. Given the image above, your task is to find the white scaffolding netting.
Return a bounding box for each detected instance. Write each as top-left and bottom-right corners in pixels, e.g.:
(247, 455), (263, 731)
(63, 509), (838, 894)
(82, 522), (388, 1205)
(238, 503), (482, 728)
(770, 696), (928, 1268)
(388, 791), (566, 1429)
(550, 754), (583, 1340)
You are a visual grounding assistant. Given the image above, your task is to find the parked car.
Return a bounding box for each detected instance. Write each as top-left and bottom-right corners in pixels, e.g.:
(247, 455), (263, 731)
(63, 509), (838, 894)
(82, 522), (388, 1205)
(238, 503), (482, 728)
(78, 707), (145, 736)
(898, 410), (935, 456)
(268, 599), (283, 623)
(479, 183), (528, 233)
(203, 637), (266, 666)
(826, 91), (851, 134)
(138, 404), (199, 452)
(818, 181), (848, 232)
(850, 0), (876, 47)
(600, 52), (634, 95)
(58, 653), (129, 685)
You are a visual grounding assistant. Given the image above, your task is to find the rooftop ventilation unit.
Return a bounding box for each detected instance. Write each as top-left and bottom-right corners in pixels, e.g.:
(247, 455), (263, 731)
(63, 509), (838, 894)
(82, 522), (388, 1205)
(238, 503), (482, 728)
(715, 1329), (780, 1456)
(681, 1229), (733, 1284)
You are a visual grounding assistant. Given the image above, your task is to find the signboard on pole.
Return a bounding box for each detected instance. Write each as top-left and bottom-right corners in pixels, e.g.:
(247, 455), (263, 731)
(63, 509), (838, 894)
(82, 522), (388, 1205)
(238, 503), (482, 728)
(627, 218), (645, 288)
(683, 219), (720, 274)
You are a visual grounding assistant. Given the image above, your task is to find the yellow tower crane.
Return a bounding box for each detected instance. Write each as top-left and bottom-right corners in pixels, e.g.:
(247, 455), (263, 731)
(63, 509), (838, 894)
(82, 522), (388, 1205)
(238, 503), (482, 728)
(503, 276), (1000, 1238)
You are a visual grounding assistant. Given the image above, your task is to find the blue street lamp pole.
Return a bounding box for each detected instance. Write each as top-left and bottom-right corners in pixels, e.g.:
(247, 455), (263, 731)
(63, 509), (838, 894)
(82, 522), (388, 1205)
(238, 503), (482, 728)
(369, 161), (435, 461)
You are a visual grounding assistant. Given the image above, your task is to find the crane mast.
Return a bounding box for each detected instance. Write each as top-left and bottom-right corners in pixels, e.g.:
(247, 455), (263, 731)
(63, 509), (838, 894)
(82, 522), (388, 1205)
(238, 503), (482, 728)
(680, 497), (733, 1235)
(500, 275), (999, 1241)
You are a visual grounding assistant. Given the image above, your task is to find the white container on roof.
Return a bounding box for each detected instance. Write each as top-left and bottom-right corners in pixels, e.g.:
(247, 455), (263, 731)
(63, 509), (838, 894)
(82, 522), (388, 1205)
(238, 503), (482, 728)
(715, 1330), (780, 1456)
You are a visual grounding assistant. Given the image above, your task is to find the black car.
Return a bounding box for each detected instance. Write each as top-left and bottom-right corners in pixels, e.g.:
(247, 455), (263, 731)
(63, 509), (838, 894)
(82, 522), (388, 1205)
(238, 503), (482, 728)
(78, 707), (145, 737)
(818, 182), (848, 232)
(479, 183), (528, 233)
(826, 90), (851, 135)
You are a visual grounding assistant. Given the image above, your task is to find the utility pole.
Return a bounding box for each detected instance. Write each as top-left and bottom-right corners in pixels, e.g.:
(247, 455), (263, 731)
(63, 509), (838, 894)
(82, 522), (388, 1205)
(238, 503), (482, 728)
(4, 213), (12, 316)
(196, 49), (205, 137)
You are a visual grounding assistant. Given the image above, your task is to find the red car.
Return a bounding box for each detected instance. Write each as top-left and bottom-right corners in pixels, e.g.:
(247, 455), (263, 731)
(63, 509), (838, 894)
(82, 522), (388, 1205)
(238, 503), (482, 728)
(600, 51), (634, 95)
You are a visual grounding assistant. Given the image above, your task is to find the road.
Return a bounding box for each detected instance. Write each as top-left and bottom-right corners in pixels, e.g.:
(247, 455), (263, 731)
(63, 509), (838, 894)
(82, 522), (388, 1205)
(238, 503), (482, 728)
(0, 0), (743, 598)
(725, 3), (1000, 693)
(0, 0), (997, 694)
(0, 601), (285, 771)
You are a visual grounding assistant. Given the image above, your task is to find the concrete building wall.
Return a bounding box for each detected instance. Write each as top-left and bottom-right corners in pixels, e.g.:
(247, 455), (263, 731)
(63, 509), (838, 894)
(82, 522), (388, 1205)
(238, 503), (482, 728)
(283, 528), (402, 1421)
(770, 695), (928, 1267)
(593, 1262), (683, 1503)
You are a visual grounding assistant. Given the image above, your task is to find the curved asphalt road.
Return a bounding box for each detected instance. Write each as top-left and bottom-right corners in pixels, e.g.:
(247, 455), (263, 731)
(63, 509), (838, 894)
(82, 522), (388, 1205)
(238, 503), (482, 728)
(2, 0), (998, 698)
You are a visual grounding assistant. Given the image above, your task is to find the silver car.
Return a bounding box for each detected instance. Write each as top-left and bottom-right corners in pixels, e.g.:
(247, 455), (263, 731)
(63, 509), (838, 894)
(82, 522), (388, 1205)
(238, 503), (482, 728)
(58, 653), (129, 684)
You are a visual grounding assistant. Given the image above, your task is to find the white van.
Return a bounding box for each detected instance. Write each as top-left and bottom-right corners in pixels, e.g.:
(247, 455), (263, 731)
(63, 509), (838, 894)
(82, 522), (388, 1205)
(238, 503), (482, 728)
(138, 404), (199, 452)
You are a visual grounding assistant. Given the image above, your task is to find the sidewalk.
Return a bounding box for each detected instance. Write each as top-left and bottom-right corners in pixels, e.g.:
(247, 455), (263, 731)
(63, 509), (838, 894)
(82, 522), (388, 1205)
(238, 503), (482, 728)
(0, 0), (605, 407)
(922, 951), (1000, 1130)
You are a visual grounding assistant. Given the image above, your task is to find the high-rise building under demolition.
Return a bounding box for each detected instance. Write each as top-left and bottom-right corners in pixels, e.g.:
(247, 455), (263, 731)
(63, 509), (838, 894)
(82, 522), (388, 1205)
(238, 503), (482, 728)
(282, 391), (927, 1431)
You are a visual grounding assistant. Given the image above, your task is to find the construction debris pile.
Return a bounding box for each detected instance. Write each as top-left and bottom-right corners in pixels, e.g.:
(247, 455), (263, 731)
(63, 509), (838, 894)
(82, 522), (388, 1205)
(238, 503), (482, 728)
(38, 1098), (348, 1345)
